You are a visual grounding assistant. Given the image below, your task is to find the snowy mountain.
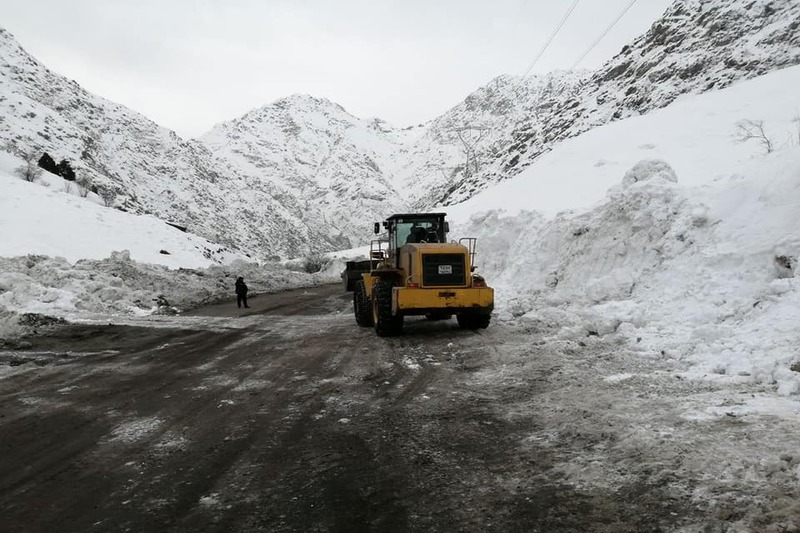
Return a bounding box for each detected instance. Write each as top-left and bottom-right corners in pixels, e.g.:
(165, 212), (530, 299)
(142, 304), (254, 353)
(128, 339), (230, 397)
(437, 0), (800, 205)
(0, 20), (585, 257)
(196, 0), (800, 214)
(199, 95), (412, 245)
(395, 70), (588, 208)
(0, 28), (350, 259)
(199, 71), (587, 220)
(2, 0), (798, 260)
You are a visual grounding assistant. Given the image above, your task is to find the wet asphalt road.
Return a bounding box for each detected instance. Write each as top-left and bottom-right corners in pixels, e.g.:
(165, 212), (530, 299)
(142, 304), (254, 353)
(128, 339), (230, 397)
(0, 284), (696, 532)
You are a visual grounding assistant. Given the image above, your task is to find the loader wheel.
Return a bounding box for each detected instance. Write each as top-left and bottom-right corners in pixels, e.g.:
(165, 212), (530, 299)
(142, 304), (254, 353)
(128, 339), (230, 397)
(457, 312), (491, 330)
(372, 280), (403, 337)
(353, 280), (373, 327)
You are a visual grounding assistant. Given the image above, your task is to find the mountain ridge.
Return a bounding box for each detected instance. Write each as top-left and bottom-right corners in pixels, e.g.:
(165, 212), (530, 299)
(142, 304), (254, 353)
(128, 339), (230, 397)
(1, 0), (798, 259)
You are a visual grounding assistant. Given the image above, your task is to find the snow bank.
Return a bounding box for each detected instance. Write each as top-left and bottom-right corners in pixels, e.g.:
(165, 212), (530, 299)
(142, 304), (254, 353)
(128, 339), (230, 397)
(457, 149), (800, 399)
(446, 67), (800, 402)
(0, 251), (339, 338)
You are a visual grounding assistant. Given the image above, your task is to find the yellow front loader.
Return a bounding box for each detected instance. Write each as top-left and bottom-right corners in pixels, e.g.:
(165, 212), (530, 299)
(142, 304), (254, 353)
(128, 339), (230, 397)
(352, 212), (494, 336)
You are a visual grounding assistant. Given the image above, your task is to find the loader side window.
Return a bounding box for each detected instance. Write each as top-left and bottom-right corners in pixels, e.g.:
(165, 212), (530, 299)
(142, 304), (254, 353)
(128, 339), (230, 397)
(397, 223), (413, 246)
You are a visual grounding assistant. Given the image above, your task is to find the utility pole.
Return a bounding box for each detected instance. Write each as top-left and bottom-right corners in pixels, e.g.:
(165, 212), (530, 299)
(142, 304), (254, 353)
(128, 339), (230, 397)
(451, 126), (488, 179)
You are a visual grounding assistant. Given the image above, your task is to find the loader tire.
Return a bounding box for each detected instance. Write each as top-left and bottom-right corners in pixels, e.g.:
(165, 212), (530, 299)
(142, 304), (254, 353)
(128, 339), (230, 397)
(353, 280), (373, 327)
(457, 312), (490, 330)
(372, 280), (403, 336)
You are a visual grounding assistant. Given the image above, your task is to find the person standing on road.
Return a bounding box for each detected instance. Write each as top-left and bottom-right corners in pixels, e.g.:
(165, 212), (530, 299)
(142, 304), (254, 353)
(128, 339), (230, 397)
(235, 276), (249, 308)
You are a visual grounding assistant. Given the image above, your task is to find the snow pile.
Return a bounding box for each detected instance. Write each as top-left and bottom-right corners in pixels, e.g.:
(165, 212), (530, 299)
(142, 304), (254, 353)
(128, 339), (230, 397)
(452, 68), (800, 400)
(460, 150), (800, 398)
(0, 251), (338, 338)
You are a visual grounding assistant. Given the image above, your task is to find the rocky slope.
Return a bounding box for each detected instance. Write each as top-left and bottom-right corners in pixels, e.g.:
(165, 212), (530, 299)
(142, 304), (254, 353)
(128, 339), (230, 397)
(200, 70), (586, 218)
(397, 70), (587, 208)
(200, 95), (412, 245)
(435, 0), (800, 205)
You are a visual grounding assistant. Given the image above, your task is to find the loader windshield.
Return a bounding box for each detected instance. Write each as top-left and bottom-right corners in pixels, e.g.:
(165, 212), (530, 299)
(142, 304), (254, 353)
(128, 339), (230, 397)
(396, 219), (444, 245)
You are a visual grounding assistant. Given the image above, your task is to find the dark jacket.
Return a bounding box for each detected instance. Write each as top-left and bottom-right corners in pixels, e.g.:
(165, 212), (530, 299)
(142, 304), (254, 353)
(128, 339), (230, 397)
(235, 278), (248, 295)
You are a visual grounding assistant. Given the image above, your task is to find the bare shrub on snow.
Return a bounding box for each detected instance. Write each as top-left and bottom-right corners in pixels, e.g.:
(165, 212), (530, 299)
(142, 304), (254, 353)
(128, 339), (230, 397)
(734, 119), (774, 153)
(15, 152), (43, 183)
(302, 253), (328, 274)
(773, 255), (795, 279)
(98, 186), (117, 207)
(62, 181), (74, 194)
(76, 176), (92, 198)
(2, 140), (24, 157)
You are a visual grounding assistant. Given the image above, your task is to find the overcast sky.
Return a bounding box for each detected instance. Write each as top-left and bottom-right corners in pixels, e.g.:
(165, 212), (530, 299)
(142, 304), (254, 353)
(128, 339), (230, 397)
(2, 0), (674, 138)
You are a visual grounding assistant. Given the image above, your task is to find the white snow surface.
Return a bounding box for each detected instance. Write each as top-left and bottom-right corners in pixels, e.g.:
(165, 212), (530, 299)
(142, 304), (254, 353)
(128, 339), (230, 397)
(448, 66), (800, 409)
(0, 152), (243, 268)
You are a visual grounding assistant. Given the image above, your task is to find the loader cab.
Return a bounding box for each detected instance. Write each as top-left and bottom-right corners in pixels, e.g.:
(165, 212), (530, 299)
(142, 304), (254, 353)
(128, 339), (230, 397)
(374, 213), (449, 267)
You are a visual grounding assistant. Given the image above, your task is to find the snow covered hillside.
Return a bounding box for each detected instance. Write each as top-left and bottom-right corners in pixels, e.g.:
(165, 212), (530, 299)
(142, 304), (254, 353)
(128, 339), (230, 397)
(451, 65), (800, 406)
(0, 149), (342, 334)
(396, 71), (588, 208)
(0, 28), (352, 259)
(0, 152), (241, 268)
(448, 65), (800, 218)
(438, 0), (800, 206)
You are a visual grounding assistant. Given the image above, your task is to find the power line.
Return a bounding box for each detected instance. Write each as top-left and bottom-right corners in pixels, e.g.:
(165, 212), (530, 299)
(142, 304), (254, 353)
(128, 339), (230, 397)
(456, 1), (582, 187)
(520, 0), (582, 79)
(445, 0), (637, 201)
(570, 0), (639, 69)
